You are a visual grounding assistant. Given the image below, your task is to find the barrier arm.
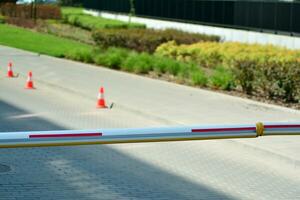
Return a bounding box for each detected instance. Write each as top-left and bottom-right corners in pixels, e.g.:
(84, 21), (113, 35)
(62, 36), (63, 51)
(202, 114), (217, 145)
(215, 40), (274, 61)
(0, 122), (300, 148)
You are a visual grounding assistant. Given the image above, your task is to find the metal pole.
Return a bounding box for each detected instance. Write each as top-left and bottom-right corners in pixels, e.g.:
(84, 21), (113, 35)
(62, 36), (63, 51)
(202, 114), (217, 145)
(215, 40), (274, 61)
(0, 122), (299, 149)
(31, 1), (34, 19)
(33, 0), (37, 23)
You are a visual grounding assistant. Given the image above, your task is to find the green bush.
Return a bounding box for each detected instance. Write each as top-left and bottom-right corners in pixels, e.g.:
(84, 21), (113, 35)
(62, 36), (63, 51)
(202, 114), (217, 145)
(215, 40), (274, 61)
(94, 48), (130, 69)
(190, 69), (208, 86)
(90, 47), (210, 87)
(92, 28), (220, 53)
(122, 52), (153, 74)
(210, 66), (235, 90)
(0, 15), (5, 23)
(165, 60), (183, 76)
(233, 57), (300, 102)
(152, 56), (187, 76)
(156, 41), (300, 102)
(232, 58), (257, 95)
(65, 48), (93, 63)
(152, 56), (170, 74)
(259, 60), (300, 102)
(62, 7), (145, 30)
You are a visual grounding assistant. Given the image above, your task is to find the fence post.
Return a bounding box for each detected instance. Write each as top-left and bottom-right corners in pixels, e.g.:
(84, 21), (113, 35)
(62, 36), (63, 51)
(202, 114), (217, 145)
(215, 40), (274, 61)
(274, 1), (278, 34)
(128, 0), (135, 24)
(290, 2), (293, 36)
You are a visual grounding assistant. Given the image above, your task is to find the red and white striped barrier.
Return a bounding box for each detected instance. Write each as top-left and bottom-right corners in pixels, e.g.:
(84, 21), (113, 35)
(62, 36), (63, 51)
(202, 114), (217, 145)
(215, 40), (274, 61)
(0, 122), (299, 148)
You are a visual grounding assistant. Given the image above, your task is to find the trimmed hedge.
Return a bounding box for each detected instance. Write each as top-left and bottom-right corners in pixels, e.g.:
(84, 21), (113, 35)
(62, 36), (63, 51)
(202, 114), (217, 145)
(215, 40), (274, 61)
(62, 7), (145, 30)
(156, 41), (300, 102)
(92, 28), (220, 53)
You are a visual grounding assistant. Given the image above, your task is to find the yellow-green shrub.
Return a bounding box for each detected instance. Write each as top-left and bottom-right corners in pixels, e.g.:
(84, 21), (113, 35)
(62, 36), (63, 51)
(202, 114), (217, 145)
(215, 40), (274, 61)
(156, 41), (300, 102)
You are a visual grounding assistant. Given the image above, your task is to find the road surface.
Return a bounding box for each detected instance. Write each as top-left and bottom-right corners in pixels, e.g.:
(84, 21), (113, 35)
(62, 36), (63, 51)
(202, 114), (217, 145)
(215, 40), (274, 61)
(0, 45), (300, 200)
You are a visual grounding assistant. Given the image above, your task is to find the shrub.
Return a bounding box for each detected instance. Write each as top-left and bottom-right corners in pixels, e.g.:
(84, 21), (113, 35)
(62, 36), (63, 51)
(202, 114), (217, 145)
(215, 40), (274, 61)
(165, 60), (183, 76)
(0, 15), (5, 23)
(190, 69), (208, 86)
(257, 59), (300, 102)
(94, 53), (108, 67)
(155, 41), (300, 68)
(122, 52), (153, 74)
(63, 14), (145, 30)
(156, 41), (300, 102)
(92, 29), (220, 53)
(120, 52), (137, 72)
(62, 7), (145, 30)
(156, 41), (224, 68)
(232, 58), (257, 95)
(152, 56), (170, 75)
(65, 48), (93, 63)
(152, 56), (187, 75)
(177, 63), (194, 81)
(210, 66), (235, 90)
(233, 57), (300, 102)
(93, 48), (130, 69)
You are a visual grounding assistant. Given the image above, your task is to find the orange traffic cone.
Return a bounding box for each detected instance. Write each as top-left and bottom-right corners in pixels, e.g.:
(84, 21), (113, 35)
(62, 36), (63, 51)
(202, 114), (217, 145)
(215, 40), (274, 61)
(7, 62), (14, 78)
(25, 71), (35, 89)
(97, 87), (107, 108)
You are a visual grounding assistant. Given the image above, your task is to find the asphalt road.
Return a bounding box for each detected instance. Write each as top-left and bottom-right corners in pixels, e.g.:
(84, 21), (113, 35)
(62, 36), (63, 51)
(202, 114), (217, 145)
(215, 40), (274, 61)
(0, 45), (300, 200)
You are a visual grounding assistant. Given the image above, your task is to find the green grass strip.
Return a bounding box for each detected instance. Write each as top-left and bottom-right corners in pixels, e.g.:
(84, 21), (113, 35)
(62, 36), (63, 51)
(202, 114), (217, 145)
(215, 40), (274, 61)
(0, 24), (93, 57)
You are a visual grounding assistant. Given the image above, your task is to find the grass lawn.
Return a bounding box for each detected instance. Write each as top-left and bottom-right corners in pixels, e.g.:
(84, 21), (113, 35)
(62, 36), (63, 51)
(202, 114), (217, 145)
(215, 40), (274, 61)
(0, 24), (93, 57)
(61, 7), (145, 30)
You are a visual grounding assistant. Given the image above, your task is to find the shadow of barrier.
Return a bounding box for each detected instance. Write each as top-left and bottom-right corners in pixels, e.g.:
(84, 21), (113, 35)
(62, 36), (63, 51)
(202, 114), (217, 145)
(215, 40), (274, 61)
(0, 100), (236, 199)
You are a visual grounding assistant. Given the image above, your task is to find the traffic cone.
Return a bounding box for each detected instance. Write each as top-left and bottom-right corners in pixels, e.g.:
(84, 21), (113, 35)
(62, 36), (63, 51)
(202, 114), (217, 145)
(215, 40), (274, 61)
(97, 87), (107, 108)
(25, 71), (35, 89)
(7, 62), (14, 78)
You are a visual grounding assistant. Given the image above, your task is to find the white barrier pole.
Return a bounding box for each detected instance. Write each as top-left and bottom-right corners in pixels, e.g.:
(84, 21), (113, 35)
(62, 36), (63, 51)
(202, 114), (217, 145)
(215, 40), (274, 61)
(0, 122), (299, 148)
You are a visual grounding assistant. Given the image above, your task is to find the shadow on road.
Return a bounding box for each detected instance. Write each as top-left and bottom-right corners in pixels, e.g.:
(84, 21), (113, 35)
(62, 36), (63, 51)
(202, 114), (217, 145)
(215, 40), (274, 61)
(0, 100), (66, 132)
(0, 100), (234, 199)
